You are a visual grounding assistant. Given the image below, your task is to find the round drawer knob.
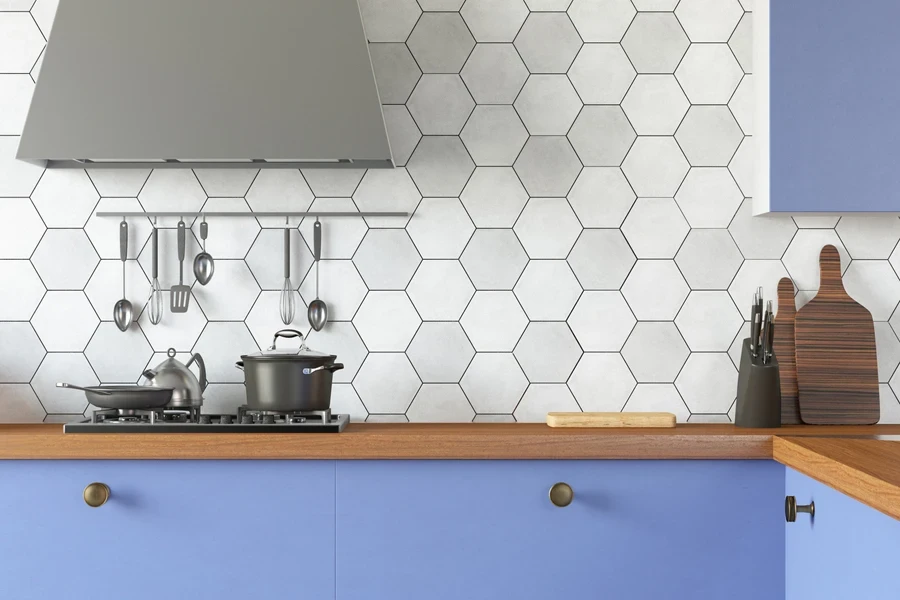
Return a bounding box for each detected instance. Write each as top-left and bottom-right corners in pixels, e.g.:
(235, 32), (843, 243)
(549, 482), (573, 507)
(83, 482), (110, 508)
(785, 495), (814, 522)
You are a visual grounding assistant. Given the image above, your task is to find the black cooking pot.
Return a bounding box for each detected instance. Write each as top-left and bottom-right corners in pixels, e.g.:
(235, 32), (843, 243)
(236, 329), (344, 412)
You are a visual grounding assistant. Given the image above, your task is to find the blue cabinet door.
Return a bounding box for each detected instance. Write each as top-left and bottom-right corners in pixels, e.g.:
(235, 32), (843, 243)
(0, 461), (335, 600)
(336, 460), (784, 600)
(768, 0), (900, 212)
(785, 468), (900, 600)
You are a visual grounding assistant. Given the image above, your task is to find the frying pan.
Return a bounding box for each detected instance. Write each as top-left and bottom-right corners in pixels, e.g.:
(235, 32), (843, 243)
(57, 383), (174, 410)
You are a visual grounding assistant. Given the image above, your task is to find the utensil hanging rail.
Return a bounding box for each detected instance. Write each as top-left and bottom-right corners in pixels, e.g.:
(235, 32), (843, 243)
(94, 211), (409, 218)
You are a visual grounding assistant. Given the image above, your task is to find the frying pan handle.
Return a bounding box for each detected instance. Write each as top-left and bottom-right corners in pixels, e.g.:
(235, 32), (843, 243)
(57, 382), (112, 395)
(270, 329), (305, 350)
(186, 352), (208, 391)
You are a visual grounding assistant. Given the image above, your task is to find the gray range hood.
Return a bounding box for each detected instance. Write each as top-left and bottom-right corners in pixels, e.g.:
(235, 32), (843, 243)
(17, 0), (394, 169)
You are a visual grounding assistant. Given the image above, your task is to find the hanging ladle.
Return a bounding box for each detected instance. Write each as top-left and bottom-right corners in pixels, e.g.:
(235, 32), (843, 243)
(113, 219), (133, 332)
(307, 219), (328, 331)
(192, 216), (215, 285)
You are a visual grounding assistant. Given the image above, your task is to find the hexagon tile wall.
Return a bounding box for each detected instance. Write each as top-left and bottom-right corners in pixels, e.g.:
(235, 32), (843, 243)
(3, 0), (900, 424)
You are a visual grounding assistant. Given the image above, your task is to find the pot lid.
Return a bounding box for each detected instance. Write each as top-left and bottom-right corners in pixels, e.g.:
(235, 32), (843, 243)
(241, 329), (336, 361)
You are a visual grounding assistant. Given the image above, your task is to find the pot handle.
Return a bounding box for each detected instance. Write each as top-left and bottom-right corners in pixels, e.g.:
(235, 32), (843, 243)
(269, 329), (305, 351)
(302, 363), (344, 375)
(186, 352), (208, 391)
(235, 361), (244, 371)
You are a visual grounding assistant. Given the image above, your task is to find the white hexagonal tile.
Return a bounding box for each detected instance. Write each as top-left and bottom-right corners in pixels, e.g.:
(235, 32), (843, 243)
(515, 75), (582, 135)
(407, 75), (475, 135)
(461, 44), (528, 106)
(84, 260), (149, 323)
(245, 169), (314, 228)
(728, 135), (754, 197)
(408, 13), (474, 73)
(633, 0), (678, 9)
(621, 75), (689, 136)
(137, 291), (207, 351)
(515, 322), (582, 383)
(675, 291), (743, 351)
(622, 260), (689, 320)
(837, 217), (900, 259)
(568, 353), (636, 411)
(569, 44), (635, 104)
(879, 384), (900, 424)
(0, 198), (46, 258)
(515, 198), (582, 258)
(460, 291), (528, 351)
(0, 322), (43, 383)
(29, 0), (58, 37)
(460, 106), (528, 167)
(461, 167), (528, 227)
(461, 0), (529, 42)
(514, 12), (582, 73)
(298, 199), (369, 260)
(353, 168), (421, 228)
(675, 0), (743, 42)
(354, 353), (421, 413)
(727, 321), (750, 369)
(137, 170), (206, 227)
(675, 229), (743, 289)
(676, 353), (737, 413)
(568, 106), (636, 167)
(621, 198), (689, 259)
(195, 383), (245, 417)
(407, 384), (474, 422)
(621, 13), (689, 73)
(0, 384), (45, 423)
(31, 353), (96, 414)
(382, 105), (421, 167)
(303, 322), (369, 384)
(191, 169), (257, 198)
(84, 322), (153, 383)
(0, 260), (44, 320)
(730, 75), (753, 135)
(793, 215), (840, 229)
(300, 169), (365, 198)
(568, 0), (635, 42)
(0, 136), (43, 196)
(419, 0), (465, 9)
(192, 322), (258, 383)
(353, 229), (421, 289)
(85, 169), (151, 197)
(514, 260), (582, 321)
(874, 322), (900, 383)
(675, 168), (743, 229)
(568, 291), (635, 351)
(514, 384), (580, 422)
(688, 414), (732, 423)
(568, 229), (636, 289)
(514, 136), (582, 197)
(727, 260), (790, 315)
(728, 199), (796, 259)
(407, 322), (475, 383)
(329, 384), (368, 423)
(676, 106), (744, 167)
(526, 0), (572, 9)
(407, 198), (474, 259)
(84, 199), (152, 260)
(244, 228), (312, 289)
(193, 260), (259, 321)
(358, 0), (421, 42)
(31, 169), (98, 228)
(622, 137), (689, 196)
(621, 322), (689, 383)
(0, 74), (33, 135)
(243, 290), (308, 349)
(843, 261), (900, 321)
(624, 384), (689, 421)
(407, 136), (475, 197)
(0, 13), (44, 73)
(32, 291), (98, 351)
(461, 353), (528, 413)
(192, 198), (258, 259)
(407, 260), (474, 321)
(675, 44), (743, 104)
(460, 229), (528, 290)
(567, 167), (635, 228)
(730, 12), (753, 73)
(353, 291), (421, 351)
(298, 260), (367, 321)
(782, 230), (848, 291)
(30, 229), (98, 290)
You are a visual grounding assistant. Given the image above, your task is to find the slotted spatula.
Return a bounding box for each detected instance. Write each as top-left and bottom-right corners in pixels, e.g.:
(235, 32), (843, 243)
(170, 220), (190, 313)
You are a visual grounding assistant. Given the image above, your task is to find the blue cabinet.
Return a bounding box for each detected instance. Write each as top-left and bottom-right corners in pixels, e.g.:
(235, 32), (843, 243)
(336, 460), (784, 600)
(785, 468), (900, 600)
(0, 461), (335, 600)
(766, 0), (900, 212)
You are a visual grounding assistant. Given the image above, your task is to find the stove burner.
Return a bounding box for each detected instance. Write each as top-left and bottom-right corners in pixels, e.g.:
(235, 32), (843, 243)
(235, 406), (334, 425)
(90, 407), (200, 424)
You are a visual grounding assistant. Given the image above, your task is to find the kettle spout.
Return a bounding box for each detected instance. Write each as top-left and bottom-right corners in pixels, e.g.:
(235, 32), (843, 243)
(141, 368), (156, 381)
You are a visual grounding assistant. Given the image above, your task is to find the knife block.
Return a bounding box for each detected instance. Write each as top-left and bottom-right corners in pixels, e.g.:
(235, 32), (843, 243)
(735, 338), (782, 428)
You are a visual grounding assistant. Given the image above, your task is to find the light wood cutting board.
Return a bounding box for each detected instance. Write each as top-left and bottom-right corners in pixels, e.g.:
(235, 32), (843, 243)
(547, 412), (676, 428)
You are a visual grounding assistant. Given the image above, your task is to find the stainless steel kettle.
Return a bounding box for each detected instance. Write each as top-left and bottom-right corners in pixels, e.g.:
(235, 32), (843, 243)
(141, 348), (207, 408)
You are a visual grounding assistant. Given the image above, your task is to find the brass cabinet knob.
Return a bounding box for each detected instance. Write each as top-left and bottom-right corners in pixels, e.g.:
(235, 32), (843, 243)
(549, 482), (573, 507)
(83, 482), (110, 508)
(785, 495), (814, 522)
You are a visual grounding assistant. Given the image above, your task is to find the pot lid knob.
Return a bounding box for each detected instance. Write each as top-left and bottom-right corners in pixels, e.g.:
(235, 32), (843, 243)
(167, 348), (177, 358)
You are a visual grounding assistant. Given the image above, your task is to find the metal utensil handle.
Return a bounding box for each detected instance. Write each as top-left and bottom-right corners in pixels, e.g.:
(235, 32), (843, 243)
(270, 328), (304, 350)
(119, 220), (128, 263)
(314, 220), (322, 262)
(151, 226), (159, 279)
(303, 363), (344, 375)
(56, 382), (112, 395)
(200, 219), (208, 248)
(284, 227), (291, 279)
(177, 220), (186, 284)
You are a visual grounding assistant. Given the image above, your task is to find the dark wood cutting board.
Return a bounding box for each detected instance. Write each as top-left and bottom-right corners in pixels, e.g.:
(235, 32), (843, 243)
(795, 245), (879, 424)
(774, 277), (801, 424)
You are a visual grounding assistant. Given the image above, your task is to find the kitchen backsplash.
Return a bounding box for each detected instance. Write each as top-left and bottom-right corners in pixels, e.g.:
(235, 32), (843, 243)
(2, 0), (900, 423)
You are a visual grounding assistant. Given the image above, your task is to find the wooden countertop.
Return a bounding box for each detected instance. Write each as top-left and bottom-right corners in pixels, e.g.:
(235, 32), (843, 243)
(3, 423), (900, 520)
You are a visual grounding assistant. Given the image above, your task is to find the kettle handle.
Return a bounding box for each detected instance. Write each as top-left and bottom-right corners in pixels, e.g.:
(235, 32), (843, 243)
(186, 353), (208, 392)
